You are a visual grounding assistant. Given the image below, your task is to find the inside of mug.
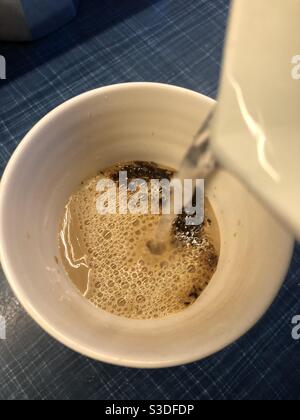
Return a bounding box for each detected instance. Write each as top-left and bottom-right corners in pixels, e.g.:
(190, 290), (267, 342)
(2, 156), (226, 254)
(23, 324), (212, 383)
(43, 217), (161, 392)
(1, 84), (292, 367)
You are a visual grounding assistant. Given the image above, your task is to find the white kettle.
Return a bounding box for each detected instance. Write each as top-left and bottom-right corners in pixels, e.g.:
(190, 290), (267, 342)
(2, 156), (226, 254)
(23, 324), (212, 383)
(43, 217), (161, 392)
(212, 0), (300, 240)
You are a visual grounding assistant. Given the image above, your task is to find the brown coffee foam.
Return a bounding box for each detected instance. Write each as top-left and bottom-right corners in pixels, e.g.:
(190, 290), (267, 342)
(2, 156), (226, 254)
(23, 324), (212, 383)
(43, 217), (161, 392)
(59, 162), (220, 319)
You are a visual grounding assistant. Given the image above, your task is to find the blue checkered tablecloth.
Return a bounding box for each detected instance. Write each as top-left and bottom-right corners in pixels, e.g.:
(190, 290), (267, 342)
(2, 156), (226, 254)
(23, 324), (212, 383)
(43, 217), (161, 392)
(0, 0), (299, 401)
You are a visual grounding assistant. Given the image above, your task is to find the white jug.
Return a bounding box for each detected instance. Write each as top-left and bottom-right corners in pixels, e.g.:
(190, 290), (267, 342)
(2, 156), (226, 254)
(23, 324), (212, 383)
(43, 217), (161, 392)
(212, 0), (300, 240)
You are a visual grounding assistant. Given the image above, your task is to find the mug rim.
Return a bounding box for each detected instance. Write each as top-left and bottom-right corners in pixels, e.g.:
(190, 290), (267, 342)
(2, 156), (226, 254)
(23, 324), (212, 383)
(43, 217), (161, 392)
(0, 82), (294, 368)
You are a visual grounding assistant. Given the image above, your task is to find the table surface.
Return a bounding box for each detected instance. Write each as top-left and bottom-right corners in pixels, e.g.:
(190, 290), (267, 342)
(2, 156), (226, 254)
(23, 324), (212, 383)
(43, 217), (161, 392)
(0, 0), (299, 401)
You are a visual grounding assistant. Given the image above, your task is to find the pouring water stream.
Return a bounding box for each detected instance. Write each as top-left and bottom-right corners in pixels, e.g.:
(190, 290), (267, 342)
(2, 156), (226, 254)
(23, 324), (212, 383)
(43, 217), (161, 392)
(148, 110), (218, 254)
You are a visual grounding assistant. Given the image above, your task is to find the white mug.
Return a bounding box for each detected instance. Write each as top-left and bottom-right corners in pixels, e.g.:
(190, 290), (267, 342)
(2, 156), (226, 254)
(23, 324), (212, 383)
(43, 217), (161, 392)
(0, 83), (294, 367)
